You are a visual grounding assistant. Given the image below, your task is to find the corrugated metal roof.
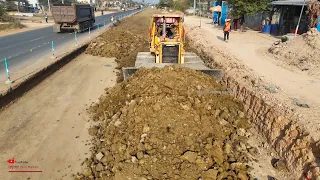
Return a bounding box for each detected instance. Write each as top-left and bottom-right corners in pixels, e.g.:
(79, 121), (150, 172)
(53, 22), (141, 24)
(272, 0), (318, 6)
(153, 14), (184, 18)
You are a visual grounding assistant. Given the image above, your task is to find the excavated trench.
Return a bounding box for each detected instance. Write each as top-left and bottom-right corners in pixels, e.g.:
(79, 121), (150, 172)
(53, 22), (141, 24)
(75, 9), (319, 180)
(185, 34), (320, 180)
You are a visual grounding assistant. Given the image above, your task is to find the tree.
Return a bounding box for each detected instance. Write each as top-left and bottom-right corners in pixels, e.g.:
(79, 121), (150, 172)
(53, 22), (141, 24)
(37, 0), (76, 10)
(173, 0), (190, 12)
(158, 0), (190, 12)
(158, 0), (173, 8)
(228, 0), (271, 18)
(307, 0), (320, 29)
(4, 0), (31, 12)
(0, 2), (6, 18)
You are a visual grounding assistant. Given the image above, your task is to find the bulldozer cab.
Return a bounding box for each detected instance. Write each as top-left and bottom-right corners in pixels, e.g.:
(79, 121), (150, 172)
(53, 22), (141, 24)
(149, 14), (185, 64)
(121, 14), (223, 81)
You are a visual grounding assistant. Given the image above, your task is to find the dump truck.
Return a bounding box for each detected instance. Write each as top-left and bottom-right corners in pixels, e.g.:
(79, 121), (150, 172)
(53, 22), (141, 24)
(52, 4), (95, 33)
(122, 14), (223, 81)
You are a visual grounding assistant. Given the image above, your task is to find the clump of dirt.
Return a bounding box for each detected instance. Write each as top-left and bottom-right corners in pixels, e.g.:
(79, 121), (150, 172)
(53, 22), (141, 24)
(76, 66), (257, 180)
(269, 28), (320, 74)
(85, 10), (152, 82)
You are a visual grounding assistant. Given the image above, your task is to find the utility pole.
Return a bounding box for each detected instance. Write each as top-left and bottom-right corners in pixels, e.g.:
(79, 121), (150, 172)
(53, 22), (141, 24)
(193, 0), (196, 15)
(199, 0), (201, 27)
(295, 0), (306, 37)
(17, 2), (20, 13)
(48, 0), (51, 13)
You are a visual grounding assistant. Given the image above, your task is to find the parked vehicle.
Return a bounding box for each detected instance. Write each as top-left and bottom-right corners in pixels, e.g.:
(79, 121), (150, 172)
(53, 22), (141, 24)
(52, 4), (95, 33)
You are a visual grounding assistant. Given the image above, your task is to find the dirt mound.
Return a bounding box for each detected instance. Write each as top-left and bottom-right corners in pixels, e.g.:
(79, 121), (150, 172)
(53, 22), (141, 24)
(269, 28), (320, 73)
(85, 10), (151, 82)
(75, 66), (256, 180)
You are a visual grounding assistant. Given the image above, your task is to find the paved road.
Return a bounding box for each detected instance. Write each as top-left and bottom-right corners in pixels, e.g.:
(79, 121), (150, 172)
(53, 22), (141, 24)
(0, 9), (139, 74)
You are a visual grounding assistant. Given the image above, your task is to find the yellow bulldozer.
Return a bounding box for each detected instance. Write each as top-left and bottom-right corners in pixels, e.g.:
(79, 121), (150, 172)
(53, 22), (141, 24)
(122, 14), (223, 81)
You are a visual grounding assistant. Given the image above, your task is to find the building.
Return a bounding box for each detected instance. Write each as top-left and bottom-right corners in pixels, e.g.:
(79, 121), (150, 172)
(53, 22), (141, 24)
(270, 0), (319, 35)
(78, 0), (96, 5)
(244, 0), (319, 35)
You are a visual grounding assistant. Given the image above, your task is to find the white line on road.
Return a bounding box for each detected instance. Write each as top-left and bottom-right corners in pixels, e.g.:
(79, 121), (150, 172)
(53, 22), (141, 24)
(28, 36), (46, 42)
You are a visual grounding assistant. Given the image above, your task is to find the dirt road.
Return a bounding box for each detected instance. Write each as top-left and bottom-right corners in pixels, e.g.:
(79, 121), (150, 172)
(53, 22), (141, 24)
(0, 54), (117, 180)
(0, 23), (54, 37)
(184, 16), (320, 141)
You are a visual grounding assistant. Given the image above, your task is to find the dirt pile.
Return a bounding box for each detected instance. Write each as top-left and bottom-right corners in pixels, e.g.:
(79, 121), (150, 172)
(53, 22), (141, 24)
(269, 28), (320, 74)
(85, 10), (152, 82)
(75, 66), (258, 180)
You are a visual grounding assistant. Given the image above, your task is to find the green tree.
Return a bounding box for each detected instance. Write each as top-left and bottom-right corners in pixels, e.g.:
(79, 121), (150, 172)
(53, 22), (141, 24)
(158, 0), (190, 12)
(228, 0), (271, 18)
(173, 0), (190, 12)
(0, 3), (6, 18)
(3, 0), (31, 12)
(158, 0), (173, 8)
(37, 0), (77, 9)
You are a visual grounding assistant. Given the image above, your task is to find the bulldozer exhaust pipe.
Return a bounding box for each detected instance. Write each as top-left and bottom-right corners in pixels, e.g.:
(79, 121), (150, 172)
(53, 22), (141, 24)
(162, 16), (166, 36)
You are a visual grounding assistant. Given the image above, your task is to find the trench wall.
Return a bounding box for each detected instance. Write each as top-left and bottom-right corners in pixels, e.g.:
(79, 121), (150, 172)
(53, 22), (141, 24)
(186, 32), (320, 179)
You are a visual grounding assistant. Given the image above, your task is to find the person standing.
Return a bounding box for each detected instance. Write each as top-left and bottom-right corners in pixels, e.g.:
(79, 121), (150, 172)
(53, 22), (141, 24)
(223, 19), (231, 42)
(239, 15), (245, 32)
(45, 13), (48, 23)
(233, 18), (238, 30)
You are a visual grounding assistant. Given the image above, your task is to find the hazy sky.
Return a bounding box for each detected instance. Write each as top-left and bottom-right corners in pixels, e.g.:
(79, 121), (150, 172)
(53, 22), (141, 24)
(29, 0), (159, 7)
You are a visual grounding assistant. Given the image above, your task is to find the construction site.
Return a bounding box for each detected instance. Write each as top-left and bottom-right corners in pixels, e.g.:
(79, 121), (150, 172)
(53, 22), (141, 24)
(0, 7), (319, 180)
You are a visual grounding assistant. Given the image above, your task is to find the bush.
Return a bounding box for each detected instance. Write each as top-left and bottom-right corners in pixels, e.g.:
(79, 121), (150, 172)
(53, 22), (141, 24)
(158, 0), (190, 12)
(281, 36), (289, 42)
(173, 0), (190, 12)
(0, 4), (18, 23)
(0, 3), (6, 18)
(0, 21), (25, 31)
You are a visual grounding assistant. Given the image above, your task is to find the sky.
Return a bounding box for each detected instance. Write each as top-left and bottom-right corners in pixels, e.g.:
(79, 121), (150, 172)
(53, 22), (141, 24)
(29, 0), (37, 6)
(29, 0), (159, 7)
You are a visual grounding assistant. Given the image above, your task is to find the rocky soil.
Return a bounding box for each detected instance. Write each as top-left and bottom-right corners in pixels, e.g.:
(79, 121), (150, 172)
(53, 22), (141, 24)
(269, 28), (320, 76)
(184, 18), (320, 180)
(75, 66), (259, 180)
(85, 10), (150, 82)
(75, 9), (293, 180)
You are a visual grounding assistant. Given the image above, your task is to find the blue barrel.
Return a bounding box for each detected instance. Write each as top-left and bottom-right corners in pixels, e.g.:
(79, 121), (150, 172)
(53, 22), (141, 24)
(270, 24), (278, 35)
(263, 25), (271, 34)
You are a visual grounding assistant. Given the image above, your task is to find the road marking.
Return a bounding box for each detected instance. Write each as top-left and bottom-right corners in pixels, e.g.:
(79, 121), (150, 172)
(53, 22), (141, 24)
(28, 36), (46, 42)
(0, 10), (139, 65)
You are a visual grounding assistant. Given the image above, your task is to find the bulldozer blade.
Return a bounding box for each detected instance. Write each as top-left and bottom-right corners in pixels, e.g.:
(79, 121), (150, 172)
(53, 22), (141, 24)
(123, 67), (139, 80)
(122, 67), (223, 81)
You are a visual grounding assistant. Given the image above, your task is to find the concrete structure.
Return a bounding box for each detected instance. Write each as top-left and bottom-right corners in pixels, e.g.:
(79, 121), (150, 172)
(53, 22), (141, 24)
(271, 0), (319, 35)
(78, 0), (96, 5)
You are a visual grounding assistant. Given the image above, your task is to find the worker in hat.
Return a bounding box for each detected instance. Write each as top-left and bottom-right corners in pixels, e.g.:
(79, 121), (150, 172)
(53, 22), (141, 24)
(223, 18), (231, 42)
